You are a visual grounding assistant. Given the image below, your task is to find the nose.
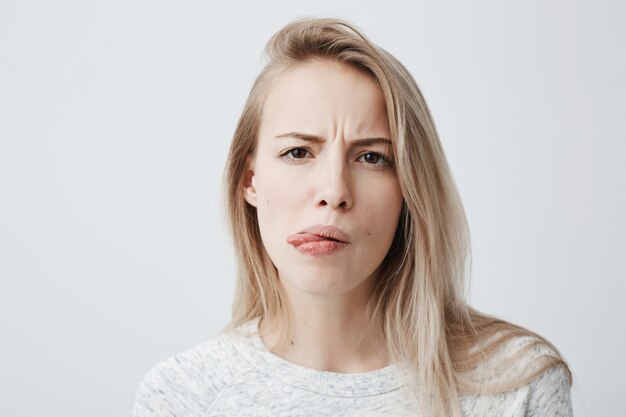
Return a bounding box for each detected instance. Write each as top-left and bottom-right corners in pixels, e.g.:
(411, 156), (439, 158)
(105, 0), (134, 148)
(316, 150), (352, 210)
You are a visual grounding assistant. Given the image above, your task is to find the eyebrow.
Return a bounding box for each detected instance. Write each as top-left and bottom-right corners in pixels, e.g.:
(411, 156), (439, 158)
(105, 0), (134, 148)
(275, 132), (392, 148)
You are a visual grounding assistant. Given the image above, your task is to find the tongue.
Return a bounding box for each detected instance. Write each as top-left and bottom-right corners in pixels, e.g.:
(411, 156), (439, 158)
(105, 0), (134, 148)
(286, 233), (335, 246)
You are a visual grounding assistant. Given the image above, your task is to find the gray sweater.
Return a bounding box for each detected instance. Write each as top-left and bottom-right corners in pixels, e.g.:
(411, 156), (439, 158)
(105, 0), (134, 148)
(132, 317), (573, 416)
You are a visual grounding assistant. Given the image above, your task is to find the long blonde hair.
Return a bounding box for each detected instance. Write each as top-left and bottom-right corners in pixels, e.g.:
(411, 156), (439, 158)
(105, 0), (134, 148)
(221, 16), (572, 417)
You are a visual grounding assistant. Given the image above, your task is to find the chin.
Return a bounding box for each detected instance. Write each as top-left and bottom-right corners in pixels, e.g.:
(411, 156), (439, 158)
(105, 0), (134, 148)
(280, 270), (361, 297)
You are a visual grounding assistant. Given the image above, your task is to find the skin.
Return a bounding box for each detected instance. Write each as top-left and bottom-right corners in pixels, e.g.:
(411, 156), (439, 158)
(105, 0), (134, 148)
(242, 58), (404, 373)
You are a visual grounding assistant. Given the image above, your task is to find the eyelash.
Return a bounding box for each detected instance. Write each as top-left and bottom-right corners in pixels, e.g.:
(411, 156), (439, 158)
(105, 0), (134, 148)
(279, 147), (394, 169)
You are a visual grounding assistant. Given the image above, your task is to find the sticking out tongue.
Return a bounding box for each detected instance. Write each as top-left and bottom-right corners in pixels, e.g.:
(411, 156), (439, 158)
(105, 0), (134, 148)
(286, 233), (338, 246)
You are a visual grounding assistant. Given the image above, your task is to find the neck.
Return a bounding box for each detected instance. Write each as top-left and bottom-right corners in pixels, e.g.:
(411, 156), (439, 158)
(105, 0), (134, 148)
(258, 275), (390, 373)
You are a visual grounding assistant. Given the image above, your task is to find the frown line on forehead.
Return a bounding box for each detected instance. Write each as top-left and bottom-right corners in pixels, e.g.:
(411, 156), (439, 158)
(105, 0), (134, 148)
(275, 132), (392, 148)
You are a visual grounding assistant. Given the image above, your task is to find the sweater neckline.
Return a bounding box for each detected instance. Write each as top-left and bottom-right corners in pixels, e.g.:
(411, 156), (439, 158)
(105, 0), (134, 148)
(230, 317), (405, 397)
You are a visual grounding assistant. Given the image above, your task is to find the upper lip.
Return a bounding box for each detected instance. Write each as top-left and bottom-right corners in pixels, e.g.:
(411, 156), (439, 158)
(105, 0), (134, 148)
(297, 224), (351, 243)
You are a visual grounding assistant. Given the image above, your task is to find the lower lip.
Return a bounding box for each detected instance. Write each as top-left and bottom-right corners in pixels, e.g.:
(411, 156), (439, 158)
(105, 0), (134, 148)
(293, 240), (349, 256)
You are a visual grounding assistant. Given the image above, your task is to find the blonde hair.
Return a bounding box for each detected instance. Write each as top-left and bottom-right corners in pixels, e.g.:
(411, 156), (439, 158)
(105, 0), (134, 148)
(220, 16), (572, 417)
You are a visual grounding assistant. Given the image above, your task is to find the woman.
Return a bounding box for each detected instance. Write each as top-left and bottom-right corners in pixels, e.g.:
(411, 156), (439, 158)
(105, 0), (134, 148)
(132, 17), (573, 417)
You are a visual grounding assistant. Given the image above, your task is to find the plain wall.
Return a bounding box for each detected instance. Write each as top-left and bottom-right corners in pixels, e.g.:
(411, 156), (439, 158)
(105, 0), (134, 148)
(1, 1), (623, 416)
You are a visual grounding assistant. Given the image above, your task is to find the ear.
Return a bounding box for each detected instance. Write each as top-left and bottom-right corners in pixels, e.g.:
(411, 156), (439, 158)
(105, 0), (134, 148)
(242, 155), (258, 207)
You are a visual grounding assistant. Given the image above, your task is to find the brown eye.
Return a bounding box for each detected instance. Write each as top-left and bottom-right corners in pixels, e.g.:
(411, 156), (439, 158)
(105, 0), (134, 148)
(357, 152), (394, 170)
(363, 153), (381, 164)
(280, 147), (312, 163)
(288, 148), (308, 159)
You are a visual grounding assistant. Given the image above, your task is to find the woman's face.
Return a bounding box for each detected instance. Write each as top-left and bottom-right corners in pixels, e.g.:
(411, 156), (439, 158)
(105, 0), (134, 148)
(243, 59), (404, 298)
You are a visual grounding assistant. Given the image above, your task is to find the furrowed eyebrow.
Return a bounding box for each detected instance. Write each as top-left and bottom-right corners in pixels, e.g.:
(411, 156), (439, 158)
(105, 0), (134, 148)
(275, 132), (392, 147)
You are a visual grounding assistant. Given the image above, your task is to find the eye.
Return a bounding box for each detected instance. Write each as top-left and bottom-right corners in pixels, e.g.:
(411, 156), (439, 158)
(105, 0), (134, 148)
(358, 152), (393, 168)
(279, 148), (394, 170)
(279, 147), (312, 162)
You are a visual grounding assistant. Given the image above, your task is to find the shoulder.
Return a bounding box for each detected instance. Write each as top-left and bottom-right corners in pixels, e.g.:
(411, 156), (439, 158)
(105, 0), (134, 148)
(460, 331), (573, 417)
(524, 361), (573, 416)
(495, 332), (574, 416)
(131, 330), (253, 417)
(476, 328), (571, 378)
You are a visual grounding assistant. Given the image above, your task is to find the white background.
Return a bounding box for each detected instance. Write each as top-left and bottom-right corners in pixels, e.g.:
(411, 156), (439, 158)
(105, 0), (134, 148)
(1, 1), (623, 416)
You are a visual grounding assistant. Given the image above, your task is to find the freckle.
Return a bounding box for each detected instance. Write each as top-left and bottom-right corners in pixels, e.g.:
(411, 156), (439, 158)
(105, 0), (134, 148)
(266, 200), (269, 204)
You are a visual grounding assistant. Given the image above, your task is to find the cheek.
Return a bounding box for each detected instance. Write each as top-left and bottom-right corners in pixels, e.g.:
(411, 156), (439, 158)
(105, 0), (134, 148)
(360, 181), (403, 240)
(257, 173), (307, 208)
(255, 172), (311, 244)
(254, 174), (313, 273)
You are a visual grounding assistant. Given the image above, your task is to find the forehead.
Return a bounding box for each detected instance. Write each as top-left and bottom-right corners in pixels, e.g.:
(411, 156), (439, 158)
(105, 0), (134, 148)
(260, 59), (389, 137)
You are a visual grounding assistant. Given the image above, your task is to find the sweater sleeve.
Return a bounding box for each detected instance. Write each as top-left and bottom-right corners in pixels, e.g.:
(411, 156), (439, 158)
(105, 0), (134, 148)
(131, 338), (237, 417)
(131, 355), (205, 417)
(525, 365), (573, 417)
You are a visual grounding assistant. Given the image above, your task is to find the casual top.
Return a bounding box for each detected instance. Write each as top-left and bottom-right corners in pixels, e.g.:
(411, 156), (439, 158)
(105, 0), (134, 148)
(131, 317), (573, 417)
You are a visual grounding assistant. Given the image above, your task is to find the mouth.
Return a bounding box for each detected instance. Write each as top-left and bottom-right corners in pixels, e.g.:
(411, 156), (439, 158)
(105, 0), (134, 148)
(285, 232), (350, 256)
(286, 233), (346, 246)
(285, 224), (351, 256)
(289, 224), (351, 244)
